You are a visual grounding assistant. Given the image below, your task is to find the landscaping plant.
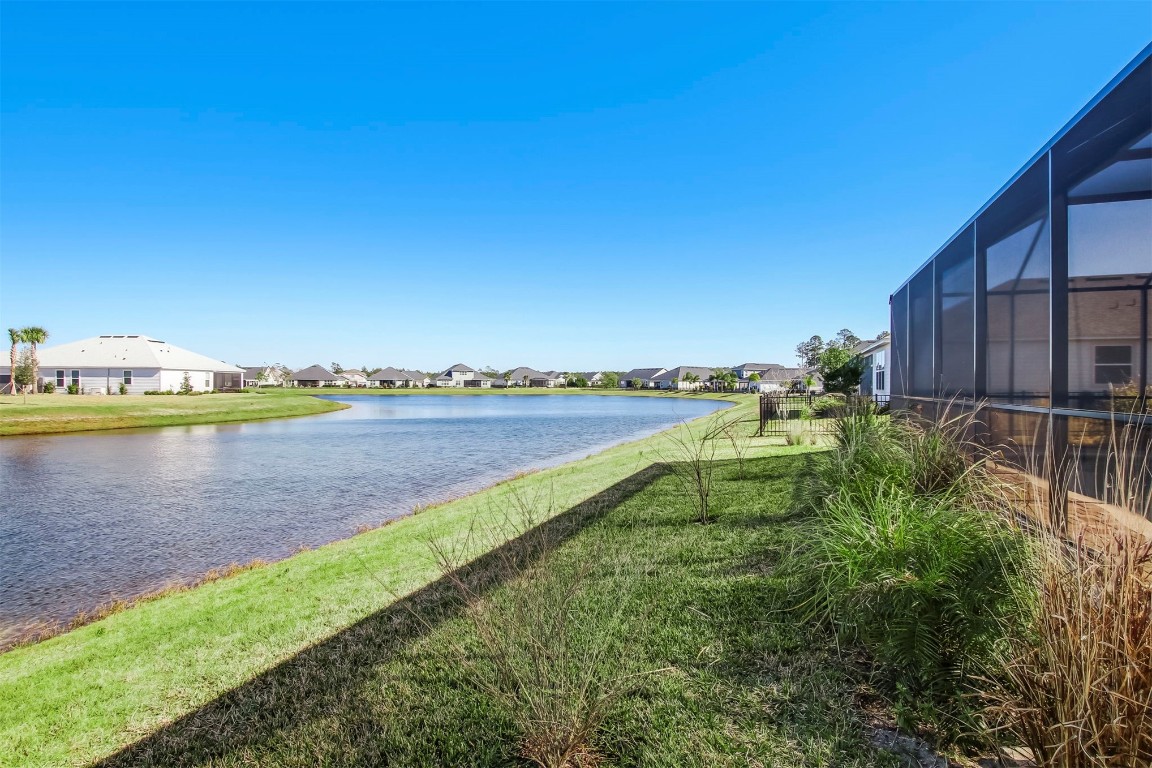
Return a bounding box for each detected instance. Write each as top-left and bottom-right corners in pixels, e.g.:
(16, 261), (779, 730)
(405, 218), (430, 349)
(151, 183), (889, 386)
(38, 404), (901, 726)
(796, 402), (1030, 740)
(427, 488), (658, 768)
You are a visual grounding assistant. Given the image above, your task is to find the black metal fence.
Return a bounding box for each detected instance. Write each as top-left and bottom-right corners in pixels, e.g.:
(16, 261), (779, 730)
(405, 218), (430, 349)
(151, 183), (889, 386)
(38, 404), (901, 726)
(758, 393), (890, 437)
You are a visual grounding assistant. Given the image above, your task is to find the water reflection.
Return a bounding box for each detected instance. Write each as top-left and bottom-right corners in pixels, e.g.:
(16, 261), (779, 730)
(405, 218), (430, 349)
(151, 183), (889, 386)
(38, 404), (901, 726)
(0, 395), (727, 644)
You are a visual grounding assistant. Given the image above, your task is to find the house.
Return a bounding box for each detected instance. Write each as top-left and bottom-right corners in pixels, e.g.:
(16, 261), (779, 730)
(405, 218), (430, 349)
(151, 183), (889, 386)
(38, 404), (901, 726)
(339, 369), (368, 388)
(368, 367), (418, 388)
(732, 363), (782, 380)
(401, 369), (431, 388)
(619, 368), (667, 388)
(0, 334), (244, 394)
(242, 365), (289, 387)
(434, 363), (480, 387)
(573, 371), (603, 386)
(854, 338), (891, 398)
(653, 366), (716, 391)
(540, 371), (567, 387)
(465, 372), (494, 388)
(291, 364), (344, 388)
(502, 367), (546, 387)
(742, 366), (808, 393)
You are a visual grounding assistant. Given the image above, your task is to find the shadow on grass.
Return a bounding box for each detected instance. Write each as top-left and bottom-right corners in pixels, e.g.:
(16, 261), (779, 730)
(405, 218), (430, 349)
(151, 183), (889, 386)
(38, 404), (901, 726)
(94, 464), (668, 768)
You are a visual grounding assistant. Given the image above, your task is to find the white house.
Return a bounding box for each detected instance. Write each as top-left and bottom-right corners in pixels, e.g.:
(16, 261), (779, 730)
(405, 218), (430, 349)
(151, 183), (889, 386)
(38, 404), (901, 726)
(619, 367), (667, 388)
(339, 369), (368, 387)
(652, 366), (715, 391)
(0, 335), (244, 394)
(435, 363), (481, 387)
(855, 338), (891, 398)
(243, 365), (289, 387)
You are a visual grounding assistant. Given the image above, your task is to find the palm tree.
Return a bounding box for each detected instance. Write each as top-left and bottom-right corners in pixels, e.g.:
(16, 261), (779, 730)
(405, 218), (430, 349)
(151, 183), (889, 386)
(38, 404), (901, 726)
(7, 328), (23, 395)
(22, 326), (48, 394)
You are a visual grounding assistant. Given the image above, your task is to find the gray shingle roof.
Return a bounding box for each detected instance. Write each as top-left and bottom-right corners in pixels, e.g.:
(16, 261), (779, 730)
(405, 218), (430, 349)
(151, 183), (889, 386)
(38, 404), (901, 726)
(653, 366), (716, 382)
(445, 363), (475, 373)
(508, 366), (547, 381)
(368, 367), (410, 382)
(621, 367), (666, 381)
(292, 364), (338, 381)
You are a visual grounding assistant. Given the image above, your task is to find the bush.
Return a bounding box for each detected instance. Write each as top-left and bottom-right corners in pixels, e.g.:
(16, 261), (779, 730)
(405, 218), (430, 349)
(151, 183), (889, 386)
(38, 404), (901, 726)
(118, 383), (128, 396)
(810, 394), (846, 417)
(66, 383), (79, 395)
(800, 486), (1028, 738)
(795, 403), (1028, 740)
(42, 381), (56, 394)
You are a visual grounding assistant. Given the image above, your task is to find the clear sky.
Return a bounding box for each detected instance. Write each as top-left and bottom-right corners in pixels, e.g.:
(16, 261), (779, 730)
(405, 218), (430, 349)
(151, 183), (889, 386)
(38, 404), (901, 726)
(2, 2), (1149, 372)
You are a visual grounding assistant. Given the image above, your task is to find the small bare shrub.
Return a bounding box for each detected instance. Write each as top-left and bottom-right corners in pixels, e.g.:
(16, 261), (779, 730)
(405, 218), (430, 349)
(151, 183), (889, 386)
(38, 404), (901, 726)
(656, 414), (730, 524)
(427, 487), (660, 768)
(718, 412), (751, 478)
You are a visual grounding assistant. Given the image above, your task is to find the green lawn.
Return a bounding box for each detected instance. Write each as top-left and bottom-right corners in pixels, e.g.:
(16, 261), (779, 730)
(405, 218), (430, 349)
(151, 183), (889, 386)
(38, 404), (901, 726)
(0, 393), (348, 436)
(90, 453), (898, 768)
(1, 397), (809, 766)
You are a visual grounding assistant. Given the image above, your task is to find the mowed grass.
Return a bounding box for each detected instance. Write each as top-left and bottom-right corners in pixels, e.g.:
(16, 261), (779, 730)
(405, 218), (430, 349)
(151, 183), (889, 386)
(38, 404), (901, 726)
(85, 452), (896, 768)
(0, 393), (348, 435)
(2, 398), (840, 767)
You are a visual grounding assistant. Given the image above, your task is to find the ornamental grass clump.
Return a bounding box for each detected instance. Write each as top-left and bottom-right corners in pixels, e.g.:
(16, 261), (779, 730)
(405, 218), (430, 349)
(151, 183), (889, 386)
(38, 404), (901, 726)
(983, 414), (1152, 765)
(428, 488), (658, 768)
(801, 486), (1028, 738)
(985, 532), (1152, 767)
(796, 402), (1030, 739)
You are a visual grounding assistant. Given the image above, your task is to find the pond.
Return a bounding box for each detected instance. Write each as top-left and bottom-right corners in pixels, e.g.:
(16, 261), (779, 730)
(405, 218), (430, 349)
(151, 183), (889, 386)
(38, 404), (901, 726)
(0, 394), (728, 645)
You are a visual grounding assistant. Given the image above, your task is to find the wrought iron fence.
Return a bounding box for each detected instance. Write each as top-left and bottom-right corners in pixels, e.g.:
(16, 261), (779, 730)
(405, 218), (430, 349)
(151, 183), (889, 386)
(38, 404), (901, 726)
(758, 393), (890, 436)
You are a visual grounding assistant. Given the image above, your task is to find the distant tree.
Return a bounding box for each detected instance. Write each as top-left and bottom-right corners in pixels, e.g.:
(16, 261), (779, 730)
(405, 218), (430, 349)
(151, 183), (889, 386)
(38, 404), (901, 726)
(179, 371), (194, 395)
(803, 373), (816, 394)
(816, 347), (866, 395)
(254, 369), (268, 387)
(13, 347), (34, 402)
(749, 372), (761, 382)
(567, 376), (588, 388)
(7, 328), (23, 395)
(683, 372), (701, 389)
(330, 362), (344, 374)
(671, 377), (679, 388)
(630, 378), (642, 390)
(876, 330), (891, 340)
(710, 369), (737, 392)
(23, 326), (48, 393)
(503, 371), (512, 386)
(600, 371), (619, 389)
(795, 335), (825, 367)
(833, 328), (861, 349)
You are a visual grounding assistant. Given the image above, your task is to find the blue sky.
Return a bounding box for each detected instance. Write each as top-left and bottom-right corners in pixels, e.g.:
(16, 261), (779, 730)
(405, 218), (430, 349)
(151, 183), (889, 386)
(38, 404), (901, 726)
(2, 2), (1149, 372)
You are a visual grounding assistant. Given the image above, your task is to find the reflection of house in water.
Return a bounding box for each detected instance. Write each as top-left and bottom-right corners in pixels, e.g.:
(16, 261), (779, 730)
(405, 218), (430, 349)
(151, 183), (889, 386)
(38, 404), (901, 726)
(889, 43), (1152, 543)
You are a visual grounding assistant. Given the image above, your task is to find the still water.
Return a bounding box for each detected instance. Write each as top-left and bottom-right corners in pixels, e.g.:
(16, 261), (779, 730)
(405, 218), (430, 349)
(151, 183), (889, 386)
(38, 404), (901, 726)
(0, 394), (727, 644)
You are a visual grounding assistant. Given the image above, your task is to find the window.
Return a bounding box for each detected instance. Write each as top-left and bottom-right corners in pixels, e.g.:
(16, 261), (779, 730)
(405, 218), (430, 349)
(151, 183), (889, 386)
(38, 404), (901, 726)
(1095, 346), (1133, 384)
(123, 370), (132, 385)
(980, 159), (1050, 405)
(205, 377), (210, 388)
(56, 370), (65, 387)
(70, 370), (80, 386)
(876, 369), (886, 392)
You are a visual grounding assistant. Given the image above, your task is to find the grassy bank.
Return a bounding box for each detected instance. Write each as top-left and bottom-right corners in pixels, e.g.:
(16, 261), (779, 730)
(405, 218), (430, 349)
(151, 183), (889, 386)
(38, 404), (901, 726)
(87, 452), (903, 768)
(0, 393), (348, 436)
(2, 397), (836, 766)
